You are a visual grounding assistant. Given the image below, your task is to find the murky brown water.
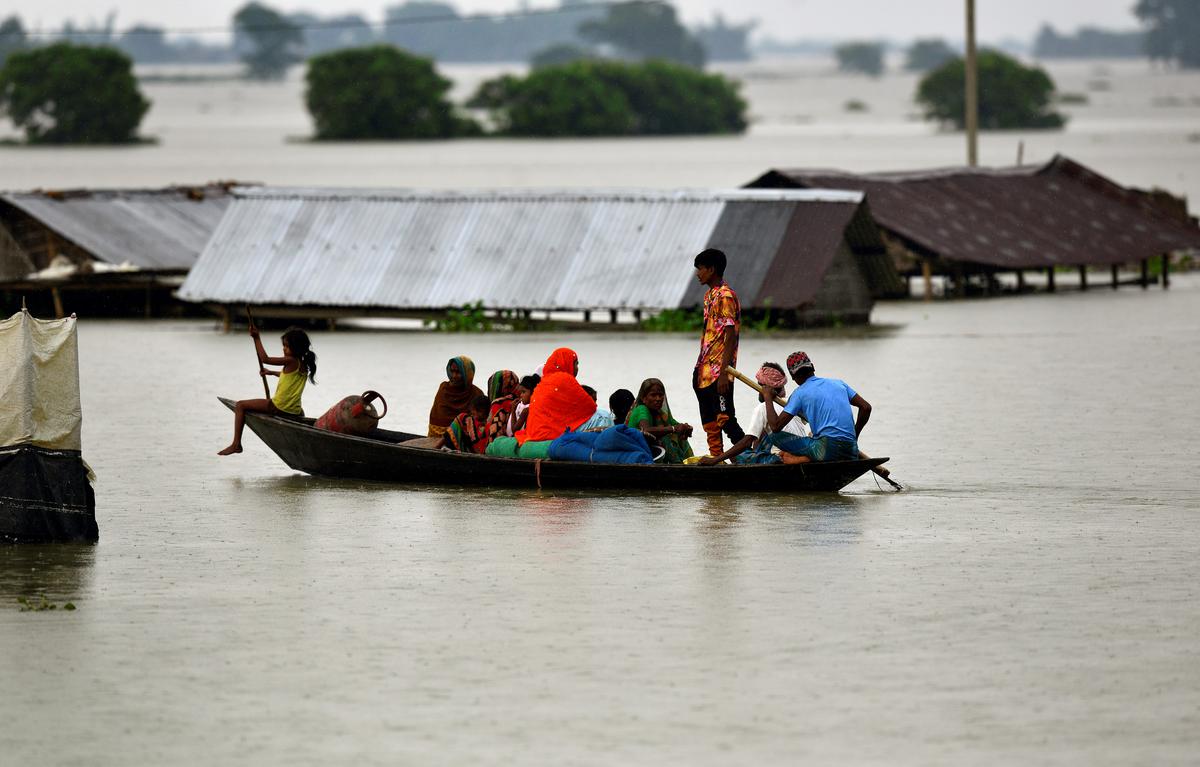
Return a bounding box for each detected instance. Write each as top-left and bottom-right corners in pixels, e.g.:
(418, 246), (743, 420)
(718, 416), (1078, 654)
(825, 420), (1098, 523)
(2, 275), (1198, 764)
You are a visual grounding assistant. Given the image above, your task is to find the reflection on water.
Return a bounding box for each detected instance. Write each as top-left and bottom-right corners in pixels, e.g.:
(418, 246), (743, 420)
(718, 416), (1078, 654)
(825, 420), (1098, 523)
(0, 544), (95, 601)
(2, 279), (1200, 764)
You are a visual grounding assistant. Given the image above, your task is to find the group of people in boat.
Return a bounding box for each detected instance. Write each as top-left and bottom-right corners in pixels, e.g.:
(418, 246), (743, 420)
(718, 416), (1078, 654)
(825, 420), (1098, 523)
(220, 248), (874, 466)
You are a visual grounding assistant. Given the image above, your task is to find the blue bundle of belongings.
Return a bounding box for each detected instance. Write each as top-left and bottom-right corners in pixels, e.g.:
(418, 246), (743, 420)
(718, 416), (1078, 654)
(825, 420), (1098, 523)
(548, 425), (653, 465)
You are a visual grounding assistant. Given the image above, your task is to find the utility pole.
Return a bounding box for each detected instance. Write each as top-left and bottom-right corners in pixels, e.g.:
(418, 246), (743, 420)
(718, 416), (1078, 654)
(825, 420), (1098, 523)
(965, 0), (979, 166)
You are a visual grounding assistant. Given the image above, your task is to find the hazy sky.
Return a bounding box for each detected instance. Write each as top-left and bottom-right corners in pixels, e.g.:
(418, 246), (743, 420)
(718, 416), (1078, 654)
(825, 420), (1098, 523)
(8, 1), (1143, 43)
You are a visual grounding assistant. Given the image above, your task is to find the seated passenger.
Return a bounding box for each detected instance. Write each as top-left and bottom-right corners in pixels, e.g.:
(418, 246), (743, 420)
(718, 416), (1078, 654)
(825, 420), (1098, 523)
(626, 377), (694, 464)
(608, 388), (635, 427)
(428, 356), (485, 438)
(507, 374), (539, 437)
(698, 362), (808, 465)
(760, 351), (872, 464)
(485, 370), (520, 442)
(517, 348), (598, 444)
(579, 384), (615, 431)
(441, 394), (492, 453)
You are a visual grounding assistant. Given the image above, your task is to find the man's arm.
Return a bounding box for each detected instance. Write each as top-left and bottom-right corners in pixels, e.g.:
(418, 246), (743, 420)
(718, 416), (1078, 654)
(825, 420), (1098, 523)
(762, 386), (795, 433)
(850, 394), (871, 436)
(697, 434), (756, 465)
(717, 325), (736, 395)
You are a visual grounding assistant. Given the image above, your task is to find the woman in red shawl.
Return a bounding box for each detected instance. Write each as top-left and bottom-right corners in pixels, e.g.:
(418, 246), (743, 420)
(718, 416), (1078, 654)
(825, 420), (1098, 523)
(427, 355), (484, 438)
(517, 348), (597, 444)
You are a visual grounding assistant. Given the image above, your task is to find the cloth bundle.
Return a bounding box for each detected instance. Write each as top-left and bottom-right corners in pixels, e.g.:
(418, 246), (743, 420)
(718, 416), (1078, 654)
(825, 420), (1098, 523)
(548, 425), (653, 465)
(485, 436), (553, 459)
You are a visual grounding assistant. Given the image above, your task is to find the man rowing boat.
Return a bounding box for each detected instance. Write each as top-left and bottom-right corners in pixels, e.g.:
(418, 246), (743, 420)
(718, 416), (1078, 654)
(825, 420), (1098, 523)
(691, 248), (747, 457)
(758, 351), (873, 464)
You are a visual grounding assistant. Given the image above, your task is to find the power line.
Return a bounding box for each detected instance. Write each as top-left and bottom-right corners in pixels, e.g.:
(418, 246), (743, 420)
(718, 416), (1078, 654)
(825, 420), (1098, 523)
(19, 1), (661, 40)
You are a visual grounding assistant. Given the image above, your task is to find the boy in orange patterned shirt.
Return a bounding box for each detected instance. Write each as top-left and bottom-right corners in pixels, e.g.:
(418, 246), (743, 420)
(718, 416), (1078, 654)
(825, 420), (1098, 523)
(692, 248), (746, 457)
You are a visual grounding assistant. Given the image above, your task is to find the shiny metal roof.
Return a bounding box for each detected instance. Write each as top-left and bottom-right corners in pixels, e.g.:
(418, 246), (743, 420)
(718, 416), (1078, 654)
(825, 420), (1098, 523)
(178, 188), (870, 311)
(747, 155), (1200, 268)
(0, 187), (231, 271)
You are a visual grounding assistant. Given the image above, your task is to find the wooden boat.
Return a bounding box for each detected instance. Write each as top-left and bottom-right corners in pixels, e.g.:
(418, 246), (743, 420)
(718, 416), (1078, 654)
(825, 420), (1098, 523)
(220, 397), (888, 492)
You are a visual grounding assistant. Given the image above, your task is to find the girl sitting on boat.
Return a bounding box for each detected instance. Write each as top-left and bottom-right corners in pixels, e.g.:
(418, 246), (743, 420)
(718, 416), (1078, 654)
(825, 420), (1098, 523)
(218, 326), (317, 456)
(485, 370), (520, 442)
(440, 394), (493, 453)
(626, 378), (695, 464)
(506, 374), (539, 437)
(428, 356), (484, 438)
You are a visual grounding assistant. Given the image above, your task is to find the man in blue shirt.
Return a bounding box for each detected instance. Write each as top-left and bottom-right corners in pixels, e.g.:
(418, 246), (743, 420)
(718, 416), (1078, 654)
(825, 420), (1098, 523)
(760, 351), (872, 464)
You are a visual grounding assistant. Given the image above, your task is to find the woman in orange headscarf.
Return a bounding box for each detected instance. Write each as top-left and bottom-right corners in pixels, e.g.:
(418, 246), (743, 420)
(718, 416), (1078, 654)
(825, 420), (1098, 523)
(517, 347), (598, 444)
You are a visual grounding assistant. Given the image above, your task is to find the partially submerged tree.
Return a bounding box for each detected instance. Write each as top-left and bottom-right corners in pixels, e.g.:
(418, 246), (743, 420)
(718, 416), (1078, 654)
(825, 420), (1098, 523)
(835, 41), (884, 76)
(579, 1), (706, 68)
(916, 50), (1065, 130)
(905, 39), (956, 72)
(233, 2), (303, 79)
(0, 43), (150, 144)
(1135, 0), (1200, 69)
(305, 45), (479, 140)
(471, 59), (745, 137)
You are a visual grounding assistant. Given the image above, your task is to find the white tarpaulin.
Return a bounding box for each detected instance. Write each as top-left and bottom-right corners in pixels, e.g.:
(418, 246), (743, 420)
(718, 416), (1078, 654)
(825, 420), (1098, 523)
(0, 309), (82, 450)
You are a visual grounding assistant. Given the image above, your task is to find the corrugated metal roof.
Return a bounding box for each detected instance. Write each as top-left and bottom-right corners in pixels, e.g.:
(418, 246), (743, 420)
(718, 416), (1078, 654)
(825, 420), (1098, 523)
(178, 188), (870, 311)
(0, 187), (231, 271)
(746, 155), (1200, 269)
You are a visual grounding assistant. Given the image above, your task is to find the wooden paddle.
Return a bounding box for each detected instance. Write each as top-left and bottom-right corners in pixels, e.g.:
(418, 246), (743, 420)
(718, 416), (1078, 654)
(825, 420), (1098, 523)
(725, 365), (902, 490)
(245, 306), (271, 400)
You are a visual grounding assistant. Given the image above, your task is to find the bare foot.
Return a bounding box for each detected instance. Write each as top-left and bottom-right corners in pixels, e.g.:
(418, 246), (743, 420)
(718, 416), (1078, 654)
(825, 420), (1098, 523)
(779, 451), (811, 465)
(217, 444), (243, 456)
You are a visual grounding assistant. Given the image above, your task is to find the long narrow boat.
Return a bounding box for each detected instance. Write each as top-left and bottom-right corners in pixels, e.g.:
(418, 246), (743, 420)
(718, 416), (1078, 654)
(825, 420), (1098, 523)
(221, 397), (888, 492)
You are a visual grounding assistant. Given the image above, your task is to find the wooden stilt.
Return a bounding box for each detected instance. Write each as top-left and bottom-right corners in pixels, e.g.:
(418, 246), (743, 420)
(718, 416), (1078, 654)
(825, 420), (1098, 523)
(51, 287), (64, 319)
(1111, 264), (1119, 289)
(633, 309), (643, 323)
(1016, 270), (1025, 292)
(1046, 267), (1056, 293)
(1140, 258), (1149, 289)
(610, 309), (618, 324)
(1079, 266), (1088, 291)
(583, 309), (591, 323)
(922, 260), (933, 302)
(221, 306), (232, 333)
(1162, 253), (1170, 289)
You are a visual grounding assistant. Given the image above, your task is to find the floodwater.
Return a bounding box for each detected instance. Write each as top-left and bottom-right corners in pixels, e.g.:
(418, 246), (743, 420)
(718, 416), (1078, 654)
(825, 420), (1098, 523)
(0, 58), (1198, 200)
(2, 276), (1199, 764)
(2, 55), (1200, 763)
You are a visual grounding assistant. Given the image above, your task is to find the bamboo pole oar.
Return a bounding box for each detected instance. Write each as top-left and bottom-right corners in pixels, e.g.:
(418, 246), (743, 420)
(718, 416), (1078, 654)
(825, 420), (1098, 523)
(245, 306), (271, 400)
(725, 366), (902, 490)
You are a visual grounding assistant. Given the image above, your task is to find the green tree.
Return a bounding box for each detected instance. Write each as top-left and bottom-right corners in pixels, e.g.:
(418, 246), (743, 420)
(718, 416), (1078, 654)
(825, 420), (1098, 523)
(233, 2), (303, 79)
(471, 59), (745, 137)
(835, 41), (884, 76)
(579, 1), (706, 68)
(0, 16), (26, 67)
(1135, 0), (1200, 68)
(305, 45), (479, 140)
(916, 50), (1065, 130)
(905, 38), (956, 72)
(0, 43), (150, 144)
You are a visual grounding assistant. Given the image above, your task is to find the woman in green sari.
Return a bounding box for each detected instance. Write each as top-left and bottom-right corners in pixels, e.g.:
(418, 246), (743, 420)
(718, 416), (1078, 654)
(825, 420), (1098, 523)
(626, 378), (695, 464)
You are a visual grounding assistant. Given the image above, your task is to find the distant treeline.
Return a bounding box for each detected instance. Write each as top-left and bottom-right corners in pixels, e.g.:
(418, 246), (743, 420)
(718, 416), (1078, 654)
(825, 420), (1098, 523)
(1033, 25), (1144, 59)
(0, 1), (753, 66)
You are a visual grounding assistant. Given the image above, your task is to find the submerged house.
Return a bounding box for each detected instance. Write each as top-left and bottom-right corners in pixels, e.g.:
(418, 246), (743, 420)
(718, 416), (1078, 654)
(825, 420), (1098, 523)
(746, 154), (1200, 296)
(0, 186), (233, 317)
(177, 187), (902, 326)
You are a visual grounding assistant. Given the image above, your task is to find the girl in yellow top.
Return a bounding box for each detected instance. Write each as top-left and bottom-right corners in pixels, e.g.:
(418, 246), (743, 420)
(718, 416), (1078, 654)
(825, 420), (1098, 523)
(219, 326), (317, 456)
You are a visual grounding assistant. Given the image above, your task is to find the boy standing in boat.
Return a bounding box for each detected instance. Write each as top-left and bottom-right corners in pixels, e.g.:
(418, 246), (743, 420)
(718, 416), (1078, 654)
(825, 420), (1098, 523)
(692, 248), (746, 457)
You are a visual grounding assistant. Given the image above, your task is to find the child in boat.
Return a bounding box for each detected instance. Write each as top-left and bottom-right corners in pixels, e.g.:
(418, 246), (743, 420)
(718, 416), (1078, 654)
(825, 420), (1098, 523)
(507, 374), (539, 437)
(627, 378), (694, 464)
(218, 326), (317, 456)
(440, 394), (492, 453)
(608, 389), (635, 427)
